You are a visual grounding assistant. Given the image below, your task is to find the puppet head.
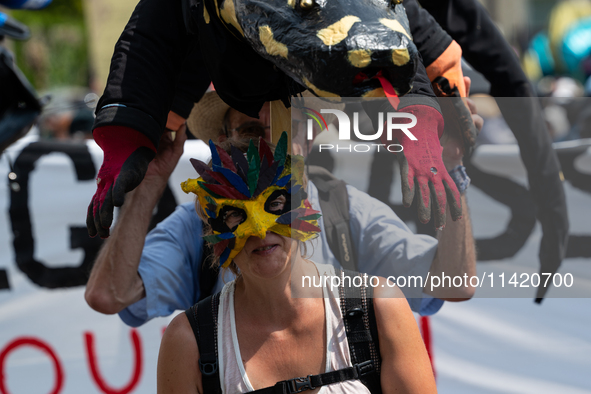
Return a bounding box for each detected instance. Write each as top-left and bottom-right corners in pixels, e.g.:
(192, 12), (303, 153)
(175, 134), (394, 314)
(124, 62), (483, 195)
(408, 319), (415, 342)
(181, 133), (321, 268)
(218, 0), (417, 97)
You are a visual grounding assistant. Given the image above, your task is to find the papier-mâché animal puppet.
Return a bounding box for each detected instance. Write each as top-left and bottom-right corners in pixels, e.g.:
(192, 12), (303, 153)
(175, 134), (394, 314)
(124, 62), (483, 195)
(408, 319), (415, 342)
(87, 0), (461, 238)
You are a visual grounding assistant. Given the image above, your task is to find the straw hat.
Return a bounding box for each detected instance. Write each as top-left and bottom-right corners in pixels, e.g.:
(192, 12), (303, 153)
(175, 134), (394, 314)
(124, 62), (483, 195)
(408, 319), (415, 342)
(186, 90), (230, 142)
(186, 89), (345, 143)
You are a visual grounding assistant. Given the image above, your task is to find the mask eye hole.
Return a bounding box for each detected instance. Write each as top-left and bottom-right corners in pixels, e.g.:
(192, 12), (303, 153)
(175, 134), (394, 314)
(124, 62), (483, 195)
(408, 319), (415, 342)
(222, 207), (246, 230)
(268, 195), (286, 212)
(265, 190), (290, 215)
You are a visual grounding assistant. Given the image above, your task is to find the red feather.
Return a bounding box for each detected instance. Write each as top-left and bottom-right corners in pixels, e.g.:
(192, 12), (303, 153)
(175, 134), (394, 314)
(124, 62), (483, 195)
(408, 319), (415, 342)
(208, 171), (234, 188)
(292, 208), (321, 217)
(259, 138), (274, 167)
(214, 239), (230, 256)
(206, 184), (249, 200)
(216, 145), (236, 172)
(291, 219), (321, 233)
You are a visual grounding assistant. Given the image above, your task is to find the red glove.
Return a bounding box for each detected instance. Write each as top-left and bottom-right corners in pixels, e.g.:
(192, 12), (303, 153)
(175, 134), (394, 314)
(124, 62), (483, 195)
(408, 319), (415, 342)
(87, 126), (156, 238)
(384, 104), (463, 228)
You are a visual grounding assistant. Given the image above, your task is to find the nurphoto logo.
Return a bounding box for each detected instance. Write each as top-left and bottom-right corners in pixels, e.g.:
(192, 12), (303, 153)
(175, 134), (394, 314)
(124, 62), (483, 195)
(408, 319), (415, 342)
(304, 107), (418, 153)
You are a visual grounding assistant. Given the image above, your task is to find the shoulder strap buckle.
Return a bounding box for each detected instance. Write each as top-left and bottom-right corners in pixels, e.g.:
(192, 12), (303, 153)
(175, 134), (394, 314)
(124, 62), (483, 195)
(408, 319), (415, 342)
(287, 374), (315, 393)
(355, 360), (374, 377)
(198, 358), (218, 376)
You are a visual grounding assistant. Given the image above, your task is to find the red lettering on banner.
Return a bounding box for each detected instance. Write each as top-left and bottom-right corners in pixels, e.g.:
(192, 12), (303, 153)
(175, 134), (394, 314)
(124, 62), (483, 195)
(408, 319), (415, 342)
(0, 337), (64, 394)
(420, 316), (436, 379)
(84, 329), (143, 394)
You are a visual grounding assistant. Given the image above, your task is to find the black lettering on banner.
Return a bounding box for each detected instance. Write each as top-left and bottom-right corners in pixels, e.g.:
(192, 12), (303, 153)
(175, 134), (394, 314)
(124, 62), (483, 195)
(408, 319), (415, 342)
(464, 160), (537, 261)
(556, 145), (591, 258)
(0, 270), (9, 290)
(368, 145), (591, 261)
(8, 141), (101, 288)
(557, 144), (591, 194)
(6, 140), (180, 290)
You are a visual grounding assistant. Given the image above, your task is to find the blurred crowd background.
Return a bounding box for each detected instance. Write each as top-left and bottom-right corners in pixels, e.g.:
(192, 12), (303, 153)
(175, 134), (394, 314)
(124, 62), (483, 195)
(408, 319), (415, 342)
(476, 0), (591, 144)
(2, 0), (591, 143)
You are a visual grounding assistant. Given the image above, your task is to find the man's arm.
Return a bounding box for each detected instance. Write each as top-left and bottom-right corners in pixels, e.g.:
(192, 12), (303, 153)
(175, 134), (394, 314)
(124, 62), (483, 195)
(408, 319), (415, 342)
(425, 95), (481, 300)
(85, 128), (187, 314)
(427, 194), (475, 300)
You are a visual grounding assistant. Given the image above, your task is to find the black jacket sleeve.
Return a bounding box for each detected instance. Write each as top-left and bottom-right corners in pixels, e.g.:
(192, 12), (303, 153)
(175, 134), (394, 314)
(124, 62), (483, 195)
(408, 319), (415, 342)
(171, 44), (212, 119)
(93, 0), (209, 147)
(419, 0), (569, 283)
(419, 0), (529, 97)
(403, 0), (453, 68)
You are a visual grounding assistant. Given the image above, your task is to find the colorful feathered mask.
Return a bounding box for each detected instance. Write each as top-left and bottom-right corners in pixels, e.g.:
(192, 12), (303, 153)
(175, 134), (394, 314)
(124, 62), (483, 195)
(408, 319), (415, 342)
(181, 133), (321, 268)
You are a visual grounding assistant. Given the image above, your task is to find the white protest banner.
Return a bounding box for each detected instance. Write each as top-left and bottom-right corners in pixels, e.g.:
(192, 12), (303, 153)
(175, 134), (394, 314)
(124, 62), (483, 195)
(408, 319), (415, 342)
(1, 135), (590, 393)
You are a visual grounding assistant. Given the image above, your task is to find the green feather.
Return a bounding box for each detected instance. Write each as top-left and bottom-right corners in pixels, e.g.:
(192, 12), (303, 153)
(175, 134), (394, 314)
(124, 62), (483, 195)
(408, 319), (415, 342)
(246, 139), (261, 195)
(248, 155), (259, 195)
(204, 234), (224, 244)
(300, 213), (322, 221)
(205, 195), (217, 205)
(247, 139), (260, 172)
(274, 131), (287, 168)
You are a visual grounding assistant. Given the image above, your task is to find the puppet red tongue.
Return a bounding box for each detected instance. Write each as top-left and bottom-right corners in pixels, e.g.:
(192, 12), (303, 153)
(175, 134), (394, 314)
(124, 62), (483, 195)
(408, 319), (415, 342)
(375, 72), (400, 110)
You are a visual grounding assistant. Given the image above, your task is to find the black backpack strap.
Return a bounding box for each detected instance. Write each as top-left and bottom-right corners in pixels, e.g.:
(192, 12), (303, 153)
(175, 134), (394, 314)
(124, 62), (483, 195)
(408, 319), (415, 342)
(186, 288), (375, 394)
(338, 269), (382, 394)
(250, 361), (375, 394)
(185, 292), (222, 394)
(307, 165), (357, 271)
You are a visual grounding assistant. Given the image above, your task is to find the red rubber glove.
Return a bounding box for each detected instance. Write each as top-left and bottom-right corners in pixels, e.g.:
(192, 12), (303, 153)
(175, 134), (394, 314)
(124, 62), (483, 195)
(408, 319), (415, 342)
(87, 126), (156, 238)
(384, 104), (463, 229)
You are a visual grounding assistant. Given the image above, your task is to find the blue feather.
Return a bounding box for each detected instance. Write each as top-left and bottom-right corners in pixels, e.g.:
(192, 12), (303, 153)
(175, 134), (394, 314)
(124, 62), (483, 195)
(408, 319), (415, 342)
(213, 165), (251, 197)
(209, 140), (221, 167)
(276, 174), (292, 187)
(219, 248), (231, 267)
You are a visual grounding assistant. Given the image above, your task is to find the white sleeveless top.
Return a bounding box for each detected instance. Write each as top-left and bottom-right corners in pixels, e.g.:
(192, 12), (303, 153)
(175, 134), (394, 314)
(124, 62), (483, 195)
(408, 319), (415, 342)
(217, 263), (372, 393)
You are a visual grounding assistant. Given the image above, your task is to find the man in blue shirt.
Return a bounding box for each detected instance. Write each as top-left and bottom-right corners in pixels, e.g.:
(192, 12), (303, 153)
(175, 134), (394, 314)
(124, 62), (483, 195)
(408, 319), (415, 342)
(85, 90), (478, 326)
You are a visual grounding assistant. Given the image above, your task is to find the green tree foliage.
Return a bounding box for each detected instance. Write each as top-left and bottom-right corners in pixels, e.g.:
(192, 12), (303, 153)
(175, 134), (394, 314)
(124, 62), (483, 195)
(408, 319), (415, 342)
(10, 0), (89, 90)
